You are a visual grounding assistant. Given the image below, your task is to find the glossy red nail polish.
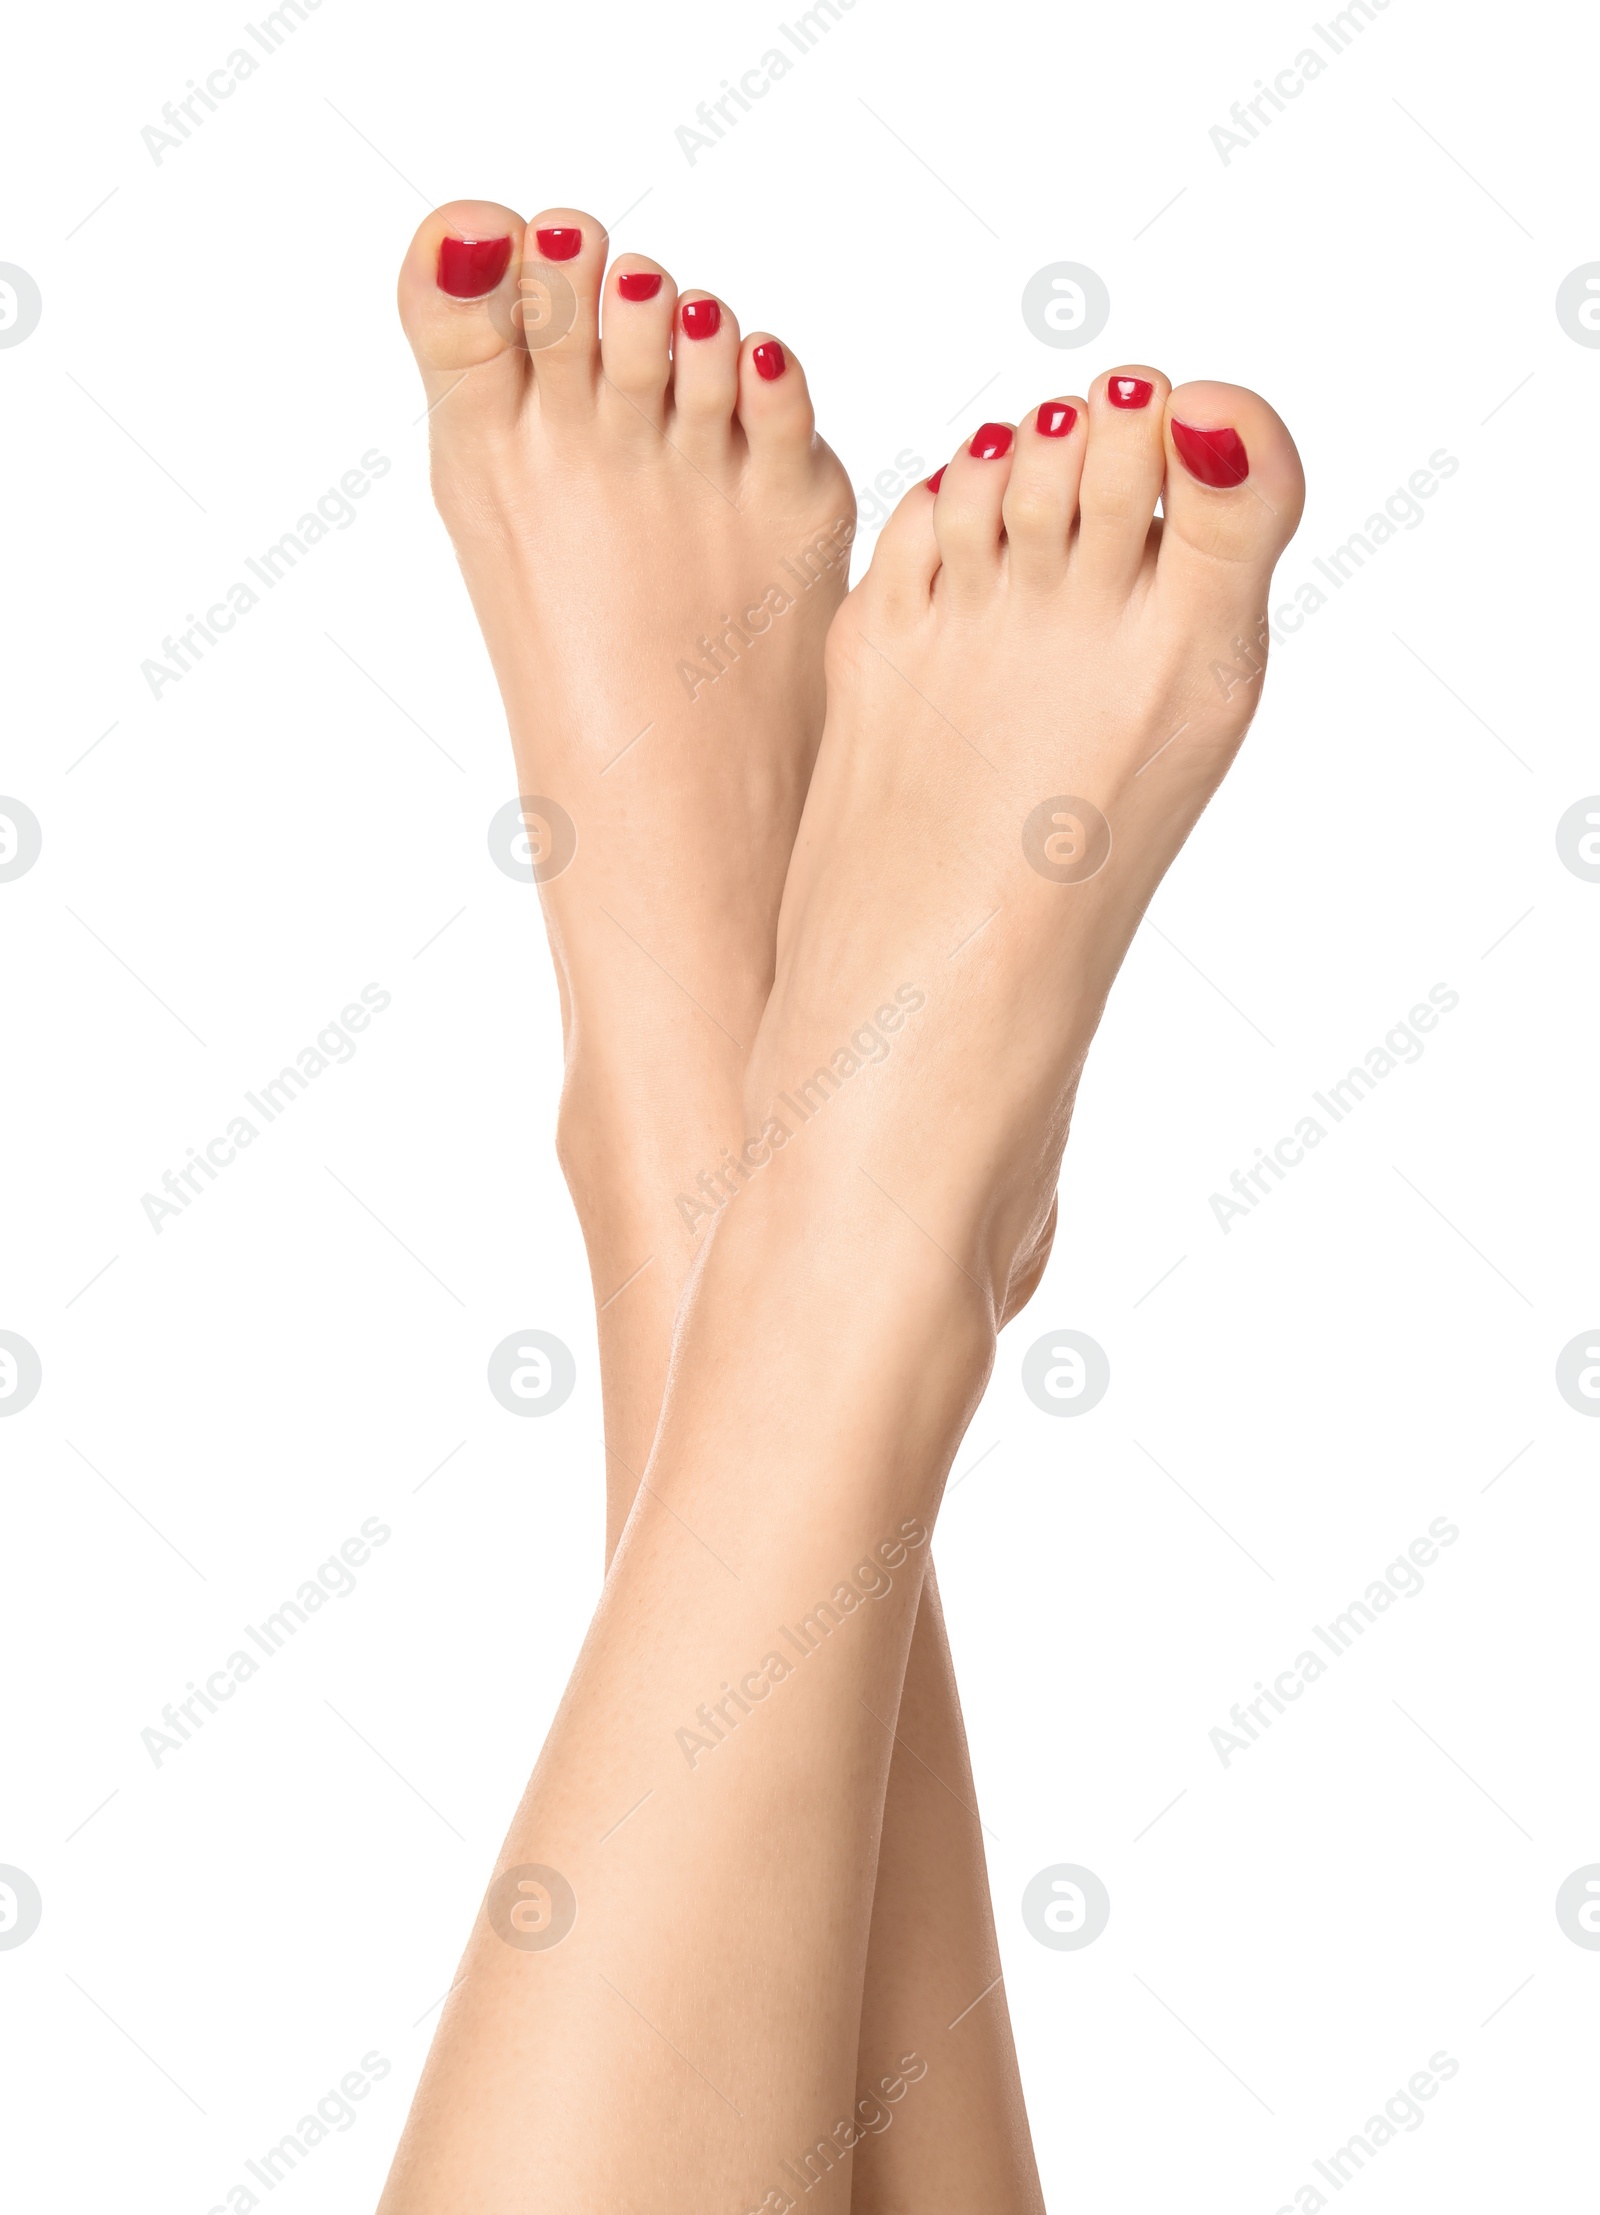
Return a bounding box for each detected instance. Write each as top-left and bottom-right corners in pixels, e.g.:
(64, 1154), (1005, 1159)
(1037, 402), (1078, 438)
(1107, 376), (1154, 410)
(1171, 418), (1250, 486)
(680, 297), (722, 340)
(535, 226), (582, 262)
(617, 271), (663, 301)
(752, 340), (786, 381)
(927, 466), (947, 494)
(969, 422), (1014, 459)
(437, 235), (512, 298)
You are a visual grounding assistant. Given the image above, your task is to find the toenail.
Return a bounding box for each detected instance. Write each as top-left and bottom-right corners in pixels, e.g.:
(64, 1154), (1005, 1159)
(617, 271), (663, 301)
(752, 340), (787, 381)
(1036, 402), (1078, 438)
(1170, 418), (1250, 487)
(926, 466), (947, 494)
(535, 226), (583, 262)
(969, 422), (1014, 460)
(1107, 376), (1154, 410)
(680, 298), (722, 340)
(436, 235), (513, 298)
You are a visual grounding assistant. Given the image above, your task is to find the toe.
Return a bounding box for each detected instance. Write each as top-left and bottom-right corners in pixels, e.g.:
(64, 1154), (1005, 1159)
(669, 292), (742, 455)
(521, 206), (608, 418)
(736, 332), (818, 483)
(1001, 399), (1088, 593)
(397, 199), (528, 421)
(932, 422), (1016, 607)
(600, 254), (678, 434)
(856, 474), (942, 621)
(1073, 364), (1170, 599)
(1158, 381), (1305, 578)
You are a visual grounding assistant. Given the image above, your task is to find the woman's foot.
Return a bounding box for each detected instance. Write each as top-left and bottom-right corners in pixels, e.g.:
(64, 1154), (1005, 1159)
(749, 367), (1305, 1308)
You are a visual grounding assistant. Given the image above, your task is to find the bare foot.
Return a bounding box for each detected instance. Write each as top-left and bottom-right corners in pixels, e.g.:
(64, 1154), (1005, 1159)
(747, 367), (1305, 1311)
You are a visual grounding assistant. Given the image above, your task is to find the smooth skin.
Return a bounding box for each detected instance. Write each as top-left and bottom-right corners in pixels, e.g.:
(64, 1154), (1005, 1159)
(389, 197), (1303, 2211)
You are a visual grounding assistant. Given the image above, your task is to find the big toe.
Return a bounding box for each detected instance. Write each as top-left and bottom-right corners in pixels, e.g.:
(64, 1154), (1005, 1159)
(398, 199), (528, 423)
(1159, 381), (1305, 577)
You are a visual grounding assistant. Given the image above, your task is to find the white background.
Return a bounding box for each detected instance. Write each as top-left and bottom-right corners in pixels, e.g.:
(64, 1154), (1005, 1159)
(3, 0), (1597, 2207)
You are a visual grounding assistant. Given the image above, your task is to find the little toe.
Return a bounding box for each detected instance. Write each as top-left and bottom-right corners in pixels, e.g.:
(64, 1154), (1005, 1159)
(1001, 399), (1087, 592)
(932, 422), (1016, 608)
(1073, 365), (1171, 599)
(736, 333), (823, 488)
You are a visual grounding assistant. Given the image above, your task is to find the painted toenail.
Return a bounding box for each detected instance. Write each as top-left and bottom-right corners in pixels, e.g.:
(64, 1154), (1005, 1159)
(1107, 377), (1154, 410)
(680, 298), (722, 340)
(1170, 418), (1250, 486)
(617, 271), (663, 301)
(926, 466), (947, 494)
(752, 340), (787, 381)
(969, 423), (1014, 459)
(535, 226), (583, 262)
(1037, 402), (1078, 438)
(437, 235), (513, 298)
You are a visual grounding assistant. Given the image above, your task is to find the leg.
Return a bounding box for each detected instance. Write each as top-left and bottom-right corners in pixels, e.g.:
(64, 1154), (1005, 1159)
(397, 199), (1043, 2205)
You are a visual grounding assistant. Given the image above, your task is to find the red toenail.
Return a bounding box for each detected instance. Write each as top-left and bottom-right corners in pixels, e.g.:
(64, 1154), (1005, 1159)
(1108, 376), (1154, 410)
(436, 235), (512, 298)
(969, 422), (1014, 460)
(1170, 418), (1250, 486)
(1037, 402), (1078, 438)
(617, 271), (663, 300)
(927, 467), (947, 494)
(752, 340), (787, 381)
(680, 298), (722, 339)
(535, 226), (583, 261)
